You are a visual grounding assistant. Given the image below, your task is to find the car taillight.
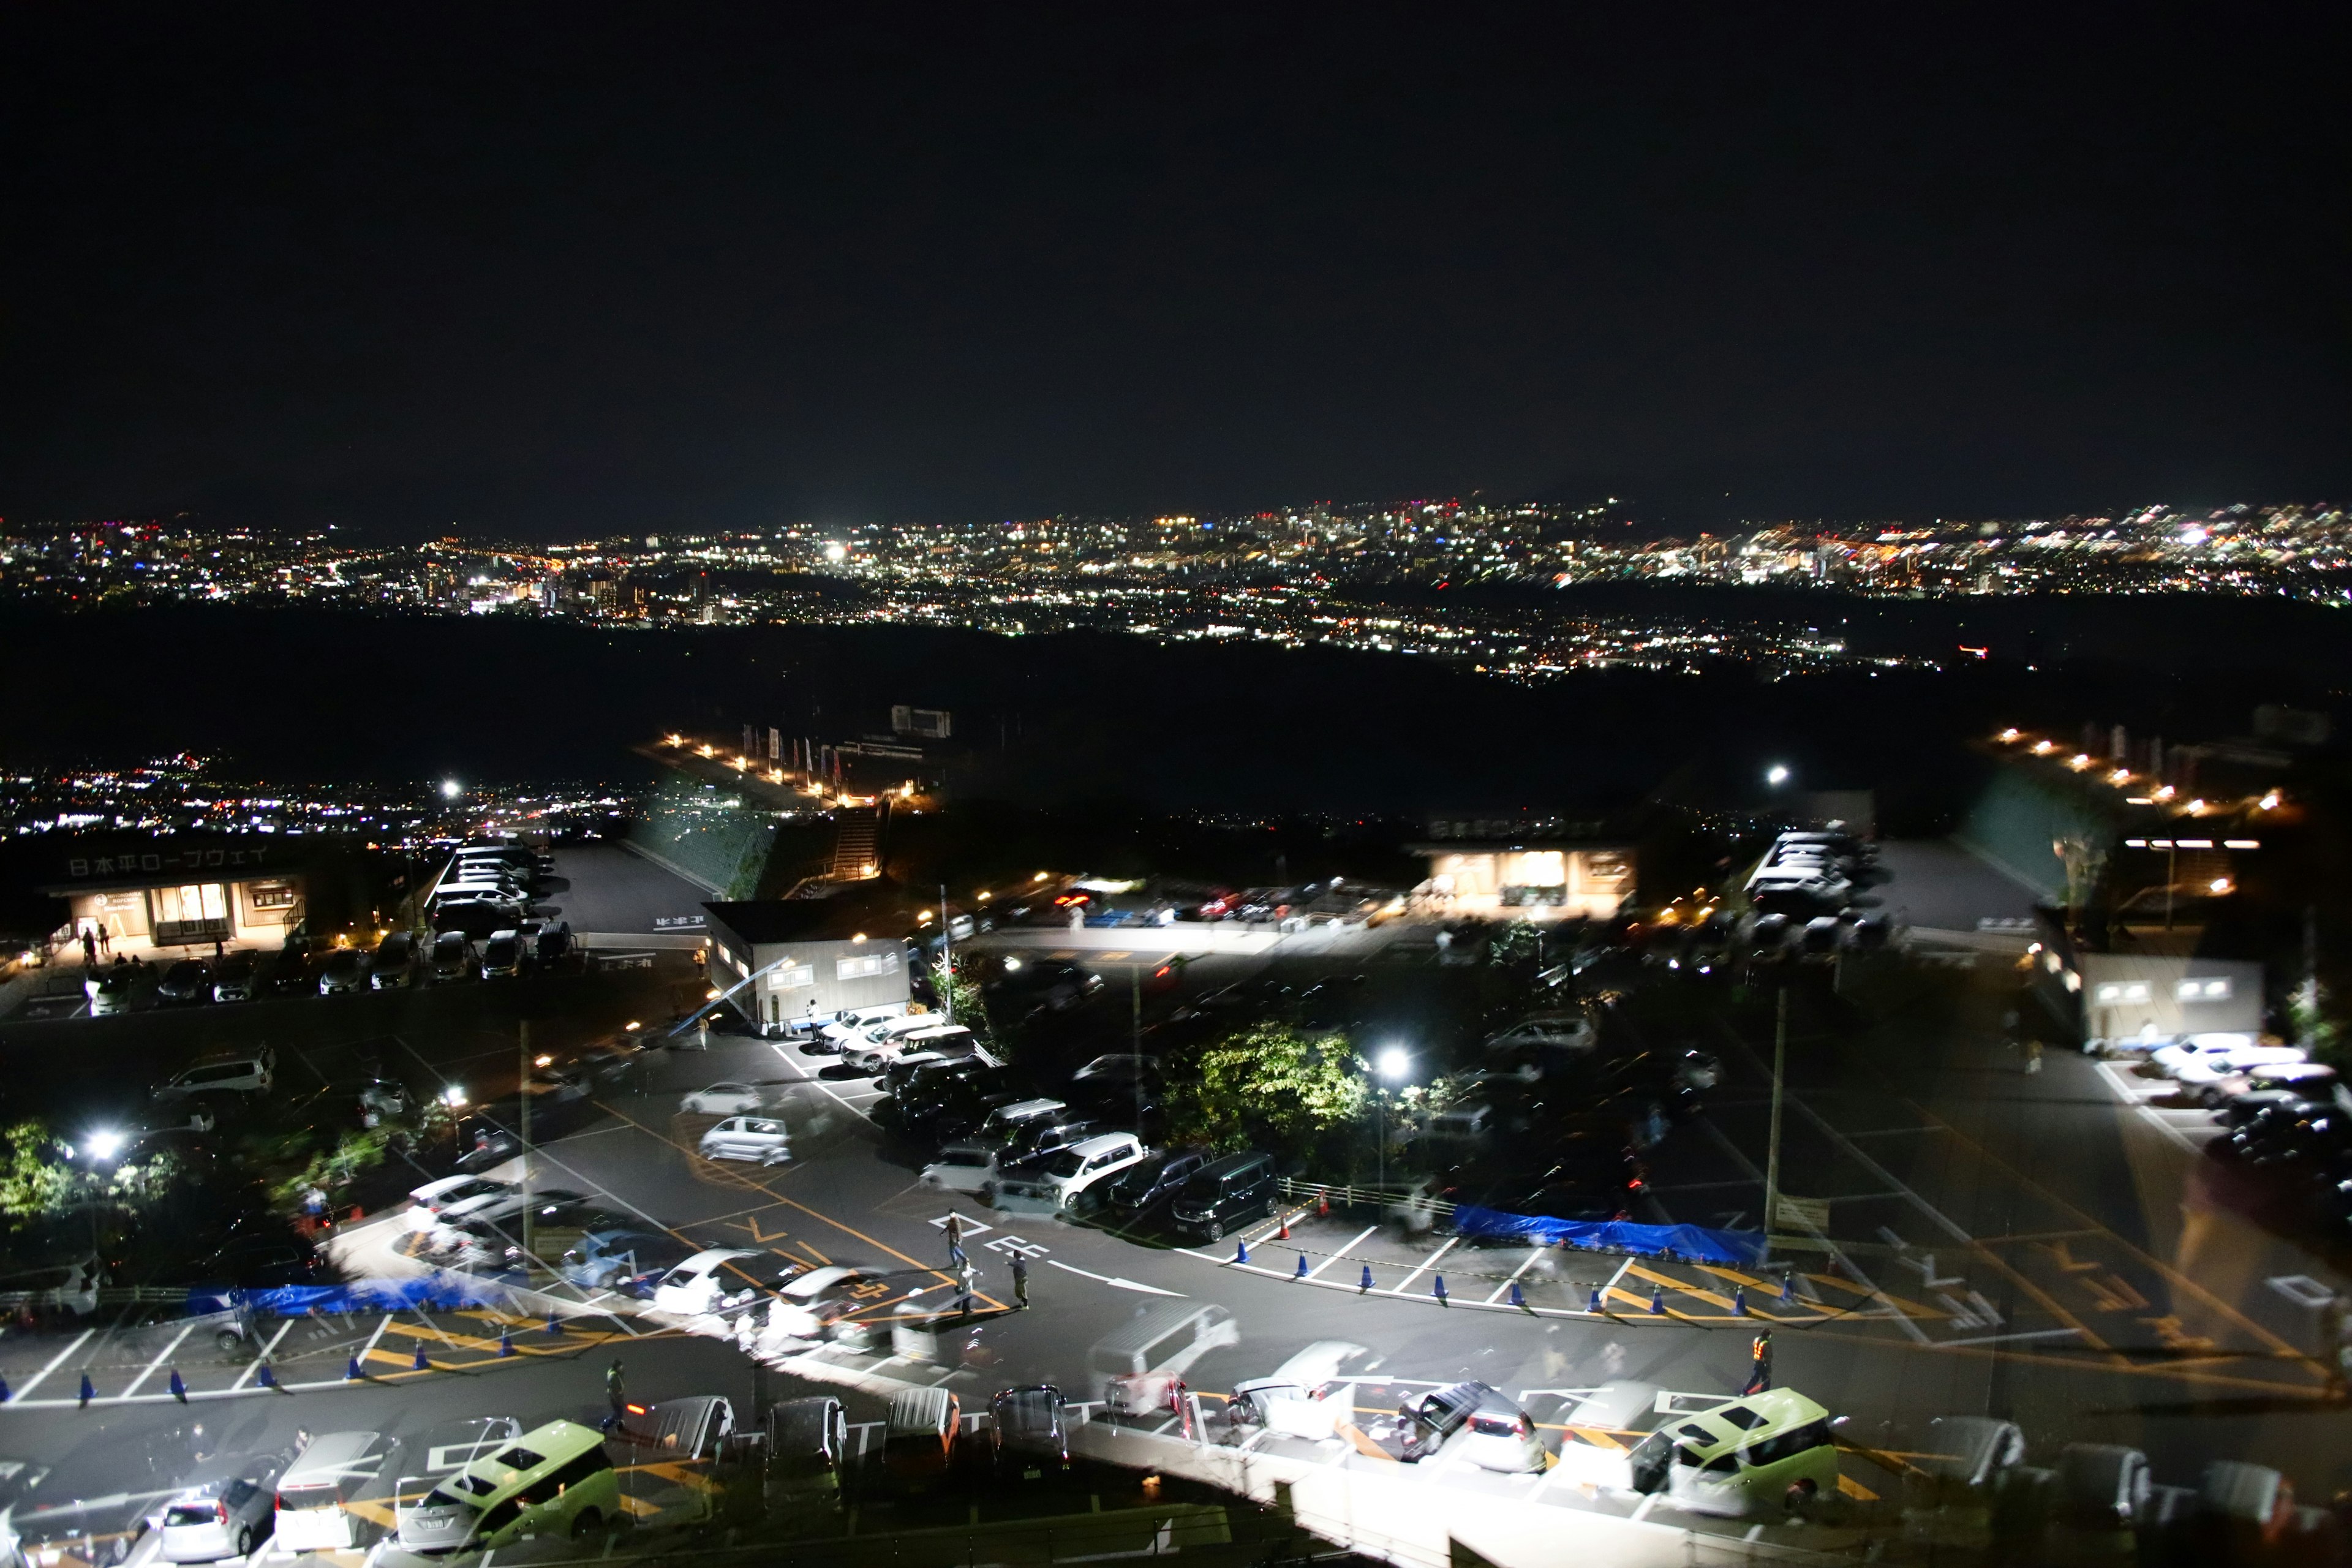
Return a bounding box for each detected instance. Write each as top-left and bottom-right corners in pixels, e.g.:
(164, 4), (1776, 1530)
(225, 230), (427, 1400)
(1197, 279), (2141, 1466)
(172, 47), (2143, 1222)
(274, 1494), (288, 1512)
(217, 1501), (230, 1526)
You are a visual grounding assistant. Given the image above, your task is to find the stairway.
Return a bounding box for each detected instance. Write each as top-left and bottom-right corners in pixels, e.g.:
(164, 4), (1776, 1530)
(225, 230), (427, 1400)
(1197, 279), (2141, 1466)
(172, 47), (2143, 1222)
(827, 806), (881, 880)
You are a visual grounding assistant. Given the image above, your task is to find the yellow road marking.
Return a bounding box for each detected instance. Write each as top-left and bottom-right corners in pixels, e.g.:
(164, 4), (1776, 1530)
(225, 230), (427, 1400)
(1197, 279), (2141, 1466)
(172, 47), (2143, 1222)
(1836, 1474), (1878, 1501)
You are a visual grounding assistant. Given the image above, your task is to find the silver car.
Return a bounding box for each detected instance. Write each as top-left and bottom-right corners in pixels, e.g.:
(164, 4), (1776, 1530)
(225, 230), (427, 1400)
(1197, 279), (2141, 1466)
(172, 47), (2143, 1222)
(159, 1477), (273, 1562)
(699, 1115), (791, 1164)
(1398, 1381), (1546, 1472)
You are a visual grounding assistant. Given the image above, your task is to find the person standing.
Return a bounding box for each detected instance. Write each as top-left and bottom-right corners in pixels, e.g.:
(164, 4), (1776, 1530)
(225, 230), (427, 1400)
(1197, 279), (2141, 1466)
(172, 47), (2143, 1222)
(956, 1262), (976, 1322)
(81, 928), (96, 965)
(1741, 1329), (1773, 1395)
(97, 924), (110, 955)
(946, 1213), (967, 1269)
(604, 1358), (627, 1428)
(1011, 1253), (1029, 1310)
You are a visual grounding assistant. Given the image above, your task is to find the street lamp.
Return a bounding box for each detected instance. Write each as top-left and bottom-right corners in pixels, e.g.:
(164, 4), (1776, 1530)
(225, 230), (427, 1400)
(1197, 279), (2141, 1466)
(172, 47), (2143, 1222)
(441, 780), (461, 800)
(1374, 1048), (1411, 1194)
(1765, 764), (1791, 788)
(84, 1129), (124, 1163)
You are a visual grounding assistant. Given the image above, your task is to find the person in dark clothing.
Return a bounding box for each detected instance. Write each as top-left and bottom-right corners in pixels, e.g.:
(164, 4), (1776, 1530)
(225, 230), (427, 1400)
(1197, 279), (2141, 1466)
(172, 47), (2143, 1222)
(1741, 1330), (1773, 1395)
(1011, 1253), (1029, 1309)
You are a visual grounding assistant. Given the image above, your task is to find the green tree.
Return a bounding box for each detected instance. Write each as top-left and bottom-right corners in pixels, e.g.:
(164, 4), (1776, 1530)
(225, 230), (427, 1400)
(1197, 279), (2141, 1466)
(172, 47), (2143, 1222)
(931, 957), (990, 1040)
(1164, 1022), (1365, 1154)
(0, 1118), (185, 1232)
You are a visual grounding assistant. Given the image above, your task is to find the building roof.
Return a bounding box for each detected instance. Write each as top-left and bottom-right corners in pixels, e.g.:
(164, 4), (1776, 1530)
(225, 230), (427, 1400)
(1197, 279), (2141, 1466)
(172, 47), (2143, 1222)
(703, 890), (904, 947)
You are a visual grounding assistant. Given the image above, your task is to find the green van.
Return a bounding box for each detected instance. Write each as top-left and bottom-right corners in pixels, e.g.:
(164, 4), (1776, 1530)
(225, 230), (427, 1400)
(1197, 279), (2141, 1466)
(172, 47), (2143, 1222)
(1627, 1389), (1841, 1519)
(402, 1419), (619, 1551)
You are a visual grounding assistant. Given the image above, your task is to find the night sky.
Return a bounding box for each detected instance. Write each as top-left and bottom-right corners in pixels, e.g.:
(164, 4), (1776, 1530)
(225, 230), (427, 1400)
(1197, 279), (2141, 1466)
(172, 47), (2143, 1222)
(4, 6), (2347, 536)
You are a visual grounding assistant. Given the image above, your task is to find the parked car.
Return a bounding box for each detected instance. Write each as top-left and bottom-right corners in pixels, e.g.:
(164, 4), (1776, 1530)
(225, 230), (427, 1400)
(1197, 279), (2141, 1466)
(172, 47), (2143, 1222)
(404, 1419), (616, 1553)
(1168, 1150), (1276, 1241)
(1106, 1148), (1211, 1213)
(370, 930), (417, 989)
(764, 1397), (849, 1506)
(317, 949), (368, 995)
(428, 931), (477, 982)
(650, 1248), (760, 1316)
(990, 1386), (1070, 1474)
(1397, 1381), (1545, 1472)
(159, 1476), (276, 1562)
(390, 1416), (523, 1555)
(478, 930), (527, 979)
(1626, 1389), (1840, 1518)
(211, 950), (261, 1002)
(356, 1077), (410, 1128)
(681, 1082), (767, 1115)
(983, 956), (1101, 1016)
(699, 1115), (791, 1164)
(2154, 1035), (2305, 1085)
(997, 1133), (1149, 1213)
(156, 960), (211, 1005)
(86, 965), (140, 1015)
(273, 1430), (393, 1553)
(997, 1113), (1103, 1174)
(881, 1388), (960, 1487)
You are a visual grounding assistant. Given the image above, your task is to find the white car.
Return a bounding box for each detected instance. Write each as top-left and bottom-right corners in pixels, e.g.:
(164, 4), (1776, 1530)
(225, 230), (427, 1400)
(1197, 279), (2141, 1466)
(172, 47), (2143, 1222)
(814, 1005), (911, 1043)
(919, 1143), (1007, 1194)
(997, 1133), (1149, 1212)
(847, 1024), (977, 1075)
(650, 1248), (760, 1316)
(699, 1115), (791, 1164)
(681, 1082), (767, 1115)
(158, 1476), (276, 1562)
(404, 1175), (511, 1231)
(2152, 1035), (2305, 1085)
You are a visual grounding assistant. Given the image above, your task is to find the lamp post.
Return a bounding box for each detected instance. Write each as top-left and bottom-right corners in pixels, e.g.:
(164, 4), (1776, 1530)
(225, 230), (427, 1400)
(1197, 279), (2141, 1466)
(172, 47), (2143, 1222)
(83, 1129), (126, 1259)
(1375, 1047), (1410, 1194)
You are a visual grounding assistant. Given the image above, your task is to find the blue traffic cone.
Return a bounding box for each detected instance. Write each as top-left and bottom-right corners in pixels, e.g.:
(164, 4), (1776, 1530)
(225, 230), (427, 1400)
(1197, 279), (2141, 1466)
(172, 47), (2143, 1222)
(1779, 1272), (1795, 1303)
(168, 1368), (187, 1403)
(78, 1371), (94, 1406)
(1732, 1285), (1749, 1317)
(1235, 1238), (1249, 1265)
(1587, 1285), (1604, 1314)
(1433, 1275), (1448, 1302)
(1360, 1264), (1374, 1292)
(412, 1341), (429, 1371)
(0, 1373), (10, 1403)
(1509, 1281), (1526, 1308)
(498, 1326), (514, 1357)
(345, 1355), (362, 1380)
(1648, 1283), (1665, 1316)
(1295, 1253), (1310, 1278)
(257, 1362), (276, 1389)
(546, 1310), (562, 1336)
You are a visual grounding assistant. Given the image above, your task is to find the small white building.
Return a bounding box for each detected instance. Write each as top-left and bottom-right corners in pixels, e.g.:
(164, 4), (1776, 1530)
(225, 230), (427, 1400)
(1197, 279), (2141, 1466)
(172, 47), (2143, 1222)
(703, 897), (912, 1036)
(2064, 951), (2264, 1049)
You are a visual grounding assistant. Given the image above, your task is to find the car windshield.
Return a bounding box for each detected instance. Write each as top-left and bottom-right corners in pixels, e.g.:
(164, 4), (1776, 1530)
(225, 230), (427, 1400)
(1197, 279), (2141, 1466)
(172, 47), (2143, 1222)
(423, 1484), (478, 1509)
(1042, 1148), (1088, 1177)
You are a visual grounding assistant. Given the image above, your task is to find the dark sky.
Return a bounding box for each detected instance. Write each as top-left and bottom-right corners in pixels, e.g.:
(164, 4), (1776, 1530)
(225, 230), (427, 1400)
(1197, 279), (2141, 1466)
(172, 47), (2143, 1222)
(4, 5), (2347, 536)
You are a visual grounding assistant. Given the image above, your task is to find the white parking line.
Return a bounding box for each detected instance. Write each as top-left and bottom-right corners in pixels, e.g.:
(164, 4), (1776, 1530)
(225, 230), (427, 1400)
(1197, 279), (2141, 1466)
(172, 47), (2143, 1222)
(2095, 1061), (2202, 1154)
(1482, 1247), (1547, 1305)
(13, 1327), (93, 1400)
(230, 1319), (296, 1391)
(1305, 1226), (1378, 1280)
(359, 1312), (394, 1366)
(1390, 1237), (1459, 1296)
(766, 1042), (880, 1119)
(119, 1321), (197, 1400)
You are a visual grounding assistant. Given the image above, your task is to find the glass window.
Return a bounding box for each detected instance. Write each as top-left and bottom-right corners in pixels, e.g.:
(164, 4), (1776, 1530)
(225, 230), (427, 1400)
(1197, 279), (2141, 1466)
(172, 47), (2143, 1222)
(837, 952), (899, 981)
(249, 882), (296, 910)
(770, 963), (815, 989)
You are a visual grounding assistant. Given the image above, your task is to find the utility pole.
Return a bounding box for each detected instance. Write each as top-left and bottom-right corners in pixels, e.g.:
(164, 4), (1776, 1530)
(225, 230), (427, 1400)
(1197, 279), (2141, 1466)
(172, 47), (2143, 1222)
(1763, 986), (1787, 1240)
(939, 882), (952, 1026)
(518, 1020), (533, 1268)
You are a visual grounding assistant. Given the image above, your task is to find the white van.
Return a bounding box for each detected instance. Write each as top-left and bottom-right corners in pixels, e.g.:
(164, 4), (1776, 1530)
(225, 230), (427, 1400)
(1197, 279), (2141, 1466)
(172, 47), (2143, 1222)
(651, 1249), (759, 1316)
(1087, 1301), (1240, 1395)
(274, 1430), (393, 1551)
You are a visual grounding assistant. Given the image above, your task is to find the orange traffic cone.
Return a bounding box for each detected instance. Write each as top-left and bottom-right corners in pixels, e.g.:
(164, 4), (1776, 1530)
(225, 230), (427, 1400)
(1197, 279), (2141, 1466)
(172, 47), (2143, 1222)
(1277, 1214), (1291, 1240)
(1317, 1193), (1330, 1218)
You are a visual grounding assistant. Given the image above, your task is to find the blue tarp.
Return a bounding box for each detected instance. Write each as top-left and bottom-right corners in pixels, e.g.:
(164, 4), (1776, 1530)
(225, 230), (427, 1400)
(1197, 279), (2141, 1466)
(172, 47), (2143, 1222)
(1450, 1204), (1768, 1266)
(186, 1273), (521, 1319)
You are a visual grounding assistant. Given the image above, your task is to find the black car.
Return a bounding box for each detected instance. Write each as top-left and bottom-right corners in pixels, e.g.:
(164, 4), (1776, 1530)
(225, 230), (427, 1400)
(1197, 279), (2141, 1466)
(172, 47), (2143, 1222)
(1169, 1150), (1276, 1241)
(1106, 1148), (1210, 1213)
(1001, 1114), (1101, 1170)
(156, 959), (211, 1005)
(989, 1385), (1069, 1474)
(984, 957), (1101, 1017)
(211, 949), (261, 1002)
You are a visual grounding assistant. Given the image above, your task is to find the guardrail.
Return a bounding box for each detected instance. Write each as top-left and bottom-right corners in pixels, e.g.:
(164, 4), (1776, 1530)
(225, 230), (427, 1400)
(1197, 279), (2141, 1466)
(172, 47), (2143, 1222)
(0, 1284), (185, 1312)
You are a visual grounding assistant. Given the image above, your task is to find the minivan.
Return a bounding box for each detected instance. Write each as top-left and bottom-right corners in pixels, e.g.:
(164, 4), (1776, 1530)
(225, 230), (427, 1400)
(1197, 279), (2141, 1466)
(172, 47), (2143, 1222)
(1169, 1151), (1276, 1241)
(429, 930), (477, 982)
(274, 1430), (393, 1552)
(881, 1387), (960, 1487)
(371, 930), (417, 989)
(1086, 1300), (1240, 1386)
(480, 930), (527, 978)
(404, 1419), (617, 1550)
(764, 1397), (849, 1506)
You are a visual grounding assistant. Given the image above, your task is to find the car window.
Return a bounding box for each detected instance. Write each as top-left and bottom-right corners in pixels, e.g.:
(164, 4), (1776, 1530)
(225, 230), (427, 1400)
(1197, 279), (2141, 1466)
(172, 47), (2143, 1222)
(745, 1120), (782, 1134)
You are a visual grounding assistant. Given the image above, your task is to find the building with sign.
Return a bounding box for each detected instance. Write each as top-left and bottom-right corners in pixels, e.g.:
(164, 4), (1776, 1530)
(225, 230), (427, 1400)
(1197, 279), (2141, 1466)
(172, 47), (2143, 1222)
(1408, 815), (1636, 919)
(703, 894), (913, 1036)
(43, 845), (305, 955)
